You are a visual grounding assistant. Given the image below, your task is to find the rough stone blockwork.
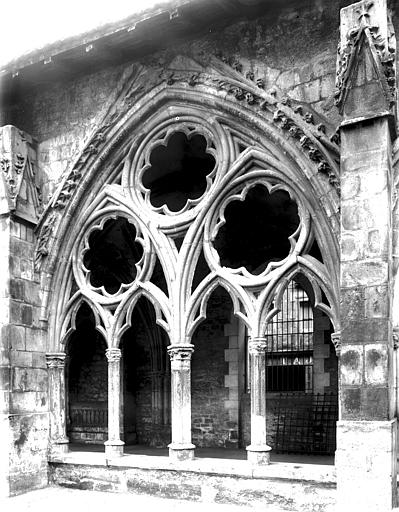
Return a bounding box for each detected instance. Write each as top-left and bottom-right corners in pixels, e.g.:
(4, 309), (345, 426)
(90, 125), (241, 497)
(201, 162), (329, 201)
(0, 218), (48, 496)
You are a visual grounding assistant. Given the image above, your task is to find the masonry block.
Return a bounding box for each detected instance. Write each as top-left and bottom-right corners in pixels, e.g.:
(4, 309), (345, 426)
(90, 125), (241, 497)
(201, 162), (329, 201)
(364, 343), (388, 385)
(224, 349), (238, 362)
(336, 419), (397, 511)
(340, 345), (363, 385)
(341, 387), (361, 417)
(12, 368), (47, 393)
(2, 324), (25, 350)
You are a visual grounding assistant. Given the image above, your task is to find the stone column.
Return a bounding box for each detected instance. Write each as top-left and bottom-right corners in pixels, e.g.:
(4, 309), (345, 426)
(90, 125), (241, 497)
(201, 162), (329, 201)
(46, 353), (69, 454)
(167, 344), (195, 461)
(246, 337), (271, 464)
(336, 1), (397, 509)
(104, 348), (124, 458)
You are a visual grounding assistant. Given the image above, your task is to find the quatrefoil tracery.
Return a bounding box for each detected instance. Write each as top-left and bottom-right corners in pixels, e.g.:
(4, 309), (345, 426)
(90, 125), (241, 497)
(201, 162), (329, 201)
(74, 119), (317, 329)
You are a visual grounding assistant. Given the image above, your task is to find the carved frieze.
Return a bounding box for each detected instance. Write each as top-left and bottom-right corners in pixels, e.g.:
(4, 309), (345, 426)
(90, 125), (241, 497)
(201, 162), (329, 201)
(272, 106), (340, 194)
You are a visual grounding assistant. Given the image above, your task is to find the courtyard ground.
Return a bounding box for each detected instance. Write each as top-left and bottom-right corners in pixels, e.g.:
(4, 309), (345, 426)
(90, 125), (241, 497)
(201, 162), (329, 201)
(0, 486), (289, 512)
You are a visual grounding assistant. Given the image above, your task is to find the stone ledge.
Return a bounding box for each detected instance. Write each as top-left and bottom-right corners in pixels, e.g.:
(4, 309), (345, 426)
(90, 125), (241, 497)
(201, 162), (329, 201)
(48, 451), (336, 485)
(49, 458), (337, 511)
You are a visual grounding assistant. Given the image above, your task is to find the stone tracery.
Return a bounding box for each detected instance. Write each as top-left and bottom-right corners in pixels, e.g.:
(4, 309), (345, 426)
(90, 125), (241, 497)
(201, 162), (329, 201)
(37, 78), (340, 463)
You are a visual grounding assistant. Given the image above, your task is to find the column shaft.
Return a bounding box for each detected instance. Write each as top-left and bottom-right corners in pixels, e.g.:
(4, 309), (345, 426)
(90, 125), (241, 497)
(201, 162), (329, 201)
(46, 353), (69, 454)
(246, 337), (271, 465)
(167, 344), (195, 461)
(104, 348), (124, 458)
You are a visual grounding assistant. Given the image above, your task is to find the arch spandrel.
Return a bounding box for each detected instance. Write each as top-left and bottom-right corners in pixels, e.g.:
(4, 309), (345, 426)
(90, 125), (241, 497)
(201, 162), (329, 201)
(35, 61), (340, 352)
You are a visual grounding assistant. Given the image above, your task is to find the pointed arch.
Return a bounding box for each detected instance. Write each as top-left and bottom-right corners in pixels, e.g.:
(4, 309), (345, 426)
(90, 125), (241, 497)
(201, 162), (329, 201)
(113, 282), (172, 347)
(34, 76), (339, 354)
(60, 294), (110, 349)
(186, 273), (253, 340)
(257, 261), (339, 338)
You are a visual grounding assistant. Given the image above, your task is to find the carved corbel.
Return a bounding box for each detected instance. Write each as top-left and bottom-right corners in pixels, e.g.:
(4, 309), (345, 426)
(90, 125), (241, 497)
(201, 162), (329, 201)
(0, 125), (28, 211)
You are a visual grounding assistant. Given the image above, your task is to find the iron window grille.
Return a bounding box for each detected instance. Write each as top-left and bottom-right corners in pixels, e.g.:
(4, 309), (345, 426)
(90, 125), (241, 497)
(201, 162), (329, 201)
(247, 281), (314, 393)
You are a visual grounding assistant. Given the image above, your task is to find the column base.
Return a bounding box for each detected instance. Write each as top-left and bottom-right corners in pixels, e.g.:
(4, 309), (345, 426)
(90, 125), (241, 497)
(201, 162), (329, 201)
(336, 419), (397, 511)
(168, 443), (195, 461)
(51, 437), (69, 455)
(246, 444), (272, 465)
(104, 439), (125, 458)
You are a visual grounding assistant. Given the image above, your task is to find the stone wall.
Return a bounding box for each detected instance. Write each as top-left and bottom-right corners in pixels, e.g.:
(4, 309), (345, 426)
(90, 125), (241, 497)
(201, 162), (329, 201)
(0, 217), (48, 496)
(191, 288), (232, 448)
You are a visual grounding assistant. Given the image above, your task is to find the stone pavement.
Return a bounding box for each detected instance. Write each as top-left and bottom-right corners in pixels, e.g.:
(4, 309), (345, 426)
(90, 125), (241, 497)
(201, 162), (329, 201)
(0, 487), (288, 512)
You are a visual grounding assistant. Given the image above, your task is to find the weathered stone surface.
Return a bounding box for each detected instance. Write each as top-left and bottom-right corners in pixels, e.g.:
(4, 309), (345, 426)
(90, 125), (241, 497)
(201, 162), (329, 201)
(341, 261), (388, 288)
(341, 317), (389, 344)
(341, 387), (361, 417)
(340, 345), (363, 385)
(49, 462), (336, 511)
(336, 419), (397, 511)
(364, 343), (388, 384)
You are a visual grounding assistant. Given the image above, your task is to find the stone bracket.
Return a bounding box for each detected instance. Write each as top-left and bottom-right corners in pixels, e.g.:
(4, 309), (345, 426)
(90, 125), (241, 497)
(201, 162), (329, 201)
(0, 125), (42, 222)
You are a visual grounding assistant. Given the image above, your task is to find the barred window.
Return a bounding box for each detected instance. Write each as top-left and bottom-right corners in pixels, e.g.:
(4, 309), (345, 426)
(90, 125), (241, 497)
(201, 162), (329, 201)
(247, 280), (313, 393)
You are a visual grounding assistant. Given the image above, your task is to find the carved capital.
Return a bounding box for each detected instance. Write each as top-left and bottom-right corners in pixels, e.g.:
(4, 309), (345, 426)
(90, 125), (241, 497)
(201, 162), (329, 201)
(106, 348), (122, 363)
(331, 331), (341, 357)
(248, 337), (267, 355)
(167, 344), (194, 369)
(46, 352), (67, 369)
